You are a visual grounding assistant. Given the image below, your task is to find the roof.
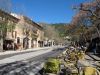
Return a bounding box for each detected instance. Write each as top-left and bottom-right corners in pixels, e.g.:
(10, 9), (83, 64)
(23, 16), (43, 30)
(0, 9), (19, 23)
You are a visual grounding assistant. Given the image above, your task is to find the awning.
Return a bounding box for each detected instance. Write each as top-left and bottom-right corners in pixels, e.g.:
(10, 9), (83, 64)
(5, 38), (15, 41)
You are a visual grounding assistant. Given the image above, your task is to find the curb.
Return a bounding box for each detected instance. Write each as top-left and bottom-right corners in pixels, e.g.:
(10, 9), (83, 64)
(87, 53), (100, 61)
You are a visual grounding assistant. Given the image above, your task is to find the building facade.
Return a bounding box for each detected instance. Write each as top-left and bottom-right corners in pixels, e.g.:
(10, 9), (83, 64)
(0, 9), (19, 51)
(0, 10), (44, 51)
(11, 14), (44, 50)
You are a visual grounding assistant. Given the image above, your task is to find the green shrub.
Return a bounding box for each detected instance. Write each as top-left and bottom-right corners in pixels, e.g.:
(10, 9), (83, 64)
(44, 58), (60, 73)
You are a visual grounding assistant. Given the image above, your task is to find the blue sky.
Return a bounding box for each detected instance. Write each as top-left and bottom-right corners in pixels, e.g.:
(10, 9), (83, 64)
(11, 0), (89, 23)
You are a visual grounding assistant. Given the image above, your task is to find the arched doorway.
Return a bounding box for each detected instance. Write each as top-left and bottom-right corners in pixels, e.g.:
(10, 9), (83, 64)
(23, 37), (29, 49)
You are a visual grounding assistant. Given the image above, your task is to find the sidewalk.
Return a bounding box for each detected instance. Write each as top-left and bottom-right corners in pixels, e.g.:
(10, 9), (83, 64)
(0, 47), (53, 56)
(0, 46), (60, 64)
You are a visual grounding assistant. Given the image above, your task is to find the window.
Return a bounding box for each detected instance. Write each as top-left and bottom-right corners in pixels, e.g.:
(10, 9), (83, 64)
(17, 37), (20, 44)
(15, 31), (17, 38)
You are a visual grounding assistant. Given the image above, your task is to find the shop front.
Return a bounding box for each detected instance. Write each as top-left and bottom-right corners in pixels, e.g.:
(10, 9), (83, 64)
(3, 39), (15, 50)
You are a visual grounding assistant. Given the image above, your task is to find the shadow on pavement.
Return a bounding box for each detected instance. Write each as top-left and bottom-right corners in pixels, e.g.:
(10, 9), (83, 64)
(0, 61), (41, 75)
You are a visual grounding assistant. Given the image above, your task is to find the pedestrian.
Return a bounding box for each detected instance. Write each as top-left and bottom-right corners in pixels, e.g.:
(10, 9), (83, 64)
(7, 43), (10, 50)
(14, 43), (16, 50)
(11, 43), (14, 50)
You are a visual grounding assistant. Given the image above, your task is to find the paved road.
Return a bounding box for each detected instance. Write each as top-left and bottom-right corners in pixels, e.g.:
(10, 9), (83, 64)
(0, 47), (65, 75)
(0, 47), (51, 60)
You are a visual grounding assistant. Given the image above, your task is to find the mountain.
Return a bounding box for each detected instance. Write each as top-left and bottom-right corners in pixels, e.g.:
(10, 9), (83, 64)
(51, 23), (70, 37)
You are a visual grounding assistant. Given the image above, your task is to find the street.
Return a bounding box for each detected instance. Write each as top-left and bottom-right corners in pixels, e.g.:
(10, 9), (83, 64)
(0, 0), (100, 75)
(0, 47), (64, 75)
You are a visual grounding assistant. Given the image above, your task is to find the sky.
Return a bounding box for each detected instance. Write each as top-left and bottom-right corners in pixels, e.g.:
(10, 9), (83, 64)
(10, 0), (90, 23)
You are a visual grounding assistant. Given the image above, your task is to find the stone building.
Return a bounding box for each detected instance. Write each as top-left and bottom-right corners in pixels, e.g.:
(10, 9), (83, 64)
(0, 9), (44, 51)
(11, 13), (44, 50)
(22, 16), (44, 48)
(0, 9), (19, 51)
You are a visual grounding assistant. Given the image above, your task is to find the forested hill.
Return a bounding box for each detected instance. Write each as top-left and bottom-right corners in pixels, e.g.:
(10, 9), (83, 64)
(51, 23), (69, 37)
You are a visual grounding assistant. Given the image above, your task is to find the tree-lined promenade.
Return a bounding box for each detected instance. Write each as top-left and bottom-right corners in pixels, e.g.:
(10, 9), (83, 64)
(0, 0), (100, 75)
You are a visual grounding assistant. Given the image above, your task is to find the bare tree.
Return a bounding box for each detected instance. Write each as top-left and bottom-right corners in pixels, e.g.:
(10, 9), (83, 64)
(40, 23), (64, 44)
(72, 0), (100, 37)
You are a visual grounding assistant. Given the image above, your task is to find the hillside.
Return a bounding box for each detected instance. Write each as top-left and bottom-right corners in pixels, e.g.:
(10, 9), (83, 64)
(51, 23), (69, 37)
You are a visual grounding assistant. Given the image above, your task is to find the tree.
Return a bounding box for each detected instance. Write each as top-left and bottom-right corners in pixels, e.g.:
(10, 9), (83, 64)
(71, 0), (100, 42)
(51, 23), (68, 37)
(40, 23), (64, 44)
